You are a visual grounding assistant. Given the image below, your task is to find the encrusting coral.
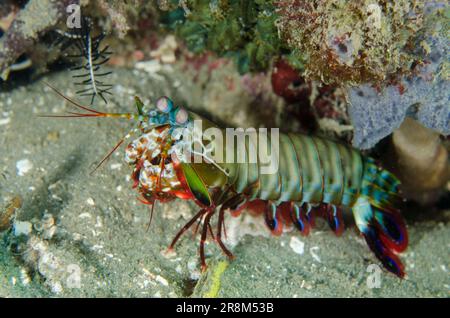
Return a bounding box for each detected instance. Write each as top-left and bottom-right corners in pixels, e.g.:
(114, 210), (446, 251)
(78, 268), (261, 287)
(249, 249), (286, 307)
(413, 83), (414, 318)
(276, 0), (427, 86)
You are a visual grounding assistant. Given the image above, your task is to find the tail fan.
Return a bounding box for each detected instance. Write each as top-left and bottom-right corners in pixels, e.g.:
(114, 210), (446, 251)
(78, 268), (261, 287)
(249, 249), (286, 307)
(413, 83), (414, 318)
(353, 196), (408, 278)
(352, 158), (408, 277)
(373, 208), (408, 253)
(362, 222), (406, 277)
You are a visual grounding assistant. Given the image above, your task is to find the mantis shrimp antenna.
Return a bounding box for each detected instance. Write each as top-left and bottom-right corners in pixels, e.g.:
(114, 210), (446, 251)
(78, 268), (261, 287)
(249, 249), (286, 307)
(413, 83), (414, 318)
(40, 81), (142, 173)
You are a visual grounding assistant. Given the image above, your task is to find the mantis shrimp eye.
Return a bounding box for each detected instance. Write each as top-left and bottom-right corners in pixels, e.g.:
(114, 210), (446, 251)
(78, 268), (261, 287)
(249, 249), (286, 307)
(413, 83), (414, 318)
(175, 107), (188, 125)
(155, 96), (174, 113)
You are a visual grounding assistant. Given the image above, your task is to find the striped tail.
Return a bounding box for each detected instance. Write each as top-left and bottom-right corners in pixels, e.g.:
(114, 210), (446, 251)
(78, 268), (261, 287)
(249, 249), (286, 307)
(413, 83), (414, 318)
(352, 158), (408, 278)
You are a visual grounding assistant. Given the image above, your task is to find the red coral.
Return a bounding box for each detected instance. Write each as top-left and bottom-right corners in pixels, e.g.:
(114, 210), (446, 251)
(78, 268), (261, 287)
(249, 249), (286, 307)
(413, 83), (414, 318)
(271, 59), (309, 103)
(271, 59), (347, 132)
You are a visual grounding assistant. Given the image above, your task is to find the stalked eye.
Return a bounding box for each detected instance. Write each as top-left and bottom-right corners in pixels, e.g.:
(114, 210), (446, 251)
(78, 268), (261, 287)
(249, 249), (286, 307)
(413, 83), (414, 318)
(175, 107), (188, 125)
(155, 96), (173, 113)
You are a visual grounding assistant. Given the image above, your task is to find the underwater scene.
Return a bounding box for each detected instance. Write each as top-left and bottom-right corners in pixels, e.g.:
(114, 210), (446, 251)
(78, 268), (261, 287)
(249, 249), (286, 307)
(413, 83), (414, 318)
(0, 0), (448, 298)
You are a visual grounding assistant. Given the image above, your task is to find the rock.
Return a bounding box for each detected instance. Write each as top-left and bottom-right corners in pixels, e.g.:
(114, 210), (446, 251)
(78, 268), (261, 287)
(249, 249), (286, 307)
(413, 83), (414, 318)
(391, 118), (449, 203)
(16, 159), (33, 176)
(13, 221), (32, 236)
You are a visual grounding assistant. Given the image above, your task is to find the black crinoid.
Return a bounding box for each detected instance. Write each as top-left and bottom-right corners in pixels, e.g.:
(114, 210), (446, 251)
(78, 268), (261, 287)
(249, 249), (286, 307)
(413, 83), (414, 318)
(57, 16), (113, 104)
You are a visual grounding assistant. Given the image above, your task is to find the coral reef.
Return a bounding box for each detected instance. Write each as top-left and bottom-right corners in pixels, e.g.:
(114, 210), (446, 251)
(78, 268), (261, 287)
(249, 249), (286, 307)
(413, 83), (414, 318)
(158, 1), (446, 150)
(0, 0), (159, 80)
(0, 1), (447, 216)
(276, 0), (426, 85)
(160, 0), (282, 74)
(271, 59), (351, 137)
(348, 3), (449, 149)
(174, 52), (284, 129)
(0, 0), (79, 80)
(86, 0), (159, 38)
(0, 196), (22, 232)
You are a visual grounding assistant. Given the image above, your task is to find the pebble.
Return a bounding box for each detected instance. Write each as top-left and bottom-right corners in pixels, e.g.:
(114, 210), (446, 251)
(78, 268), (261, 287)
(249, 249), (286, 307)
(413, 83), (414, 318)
(289, 237), (305, 255)
(110, 163), (122, 170)
(310, 246), (322, 263)
(16, 159), (33, 176)
(46, 131), (60, 142)
(14, 221), (33, 236)
(0, 118), (11, 126)
(86, 197), (95, 206)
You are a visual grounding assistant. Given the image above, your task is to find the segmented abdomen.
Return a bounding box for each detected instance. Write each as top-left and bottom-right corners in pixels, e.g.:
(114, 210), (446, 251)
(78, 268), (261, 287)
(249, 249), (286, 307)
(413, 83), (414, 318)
(225, 132), (365, 208)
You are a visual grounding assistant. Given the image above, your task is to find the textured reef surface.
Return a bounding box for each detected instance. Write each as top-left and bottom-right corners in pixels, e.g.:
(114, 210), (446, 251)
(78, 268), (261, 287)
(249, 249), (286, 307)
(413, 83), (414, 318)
(349, 2), (449, 149)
